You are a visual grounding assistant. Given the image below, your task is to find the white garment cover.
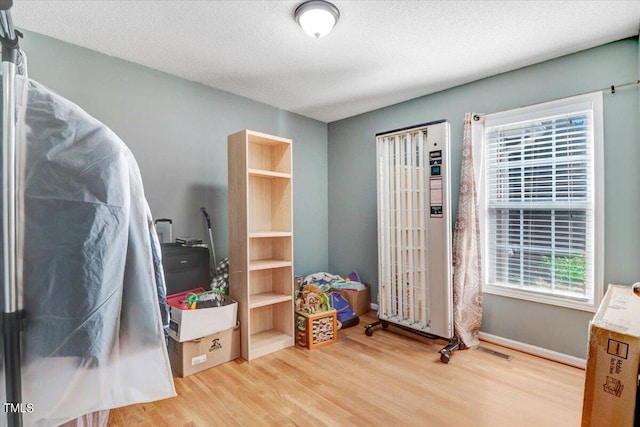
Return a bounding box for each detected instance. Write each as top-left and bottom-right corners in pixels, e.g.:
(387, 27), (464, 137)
(1, 76), (176, 426)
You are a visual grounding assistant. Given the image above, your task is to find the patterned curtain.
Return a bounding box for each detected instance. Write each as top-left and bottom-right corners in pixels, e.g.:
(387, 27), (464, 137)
(452, 113), (483, 348)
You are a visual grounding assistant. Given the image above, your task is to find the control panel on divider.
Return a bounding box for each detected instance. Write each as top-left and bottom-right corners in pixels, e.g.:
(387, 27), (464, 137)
(429, 149), (443, 217)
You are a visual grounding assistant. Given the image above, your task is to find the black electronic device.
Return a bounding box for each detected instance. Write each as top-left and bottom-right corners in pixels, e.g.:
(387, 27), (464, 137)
(161, 243), (211, 295)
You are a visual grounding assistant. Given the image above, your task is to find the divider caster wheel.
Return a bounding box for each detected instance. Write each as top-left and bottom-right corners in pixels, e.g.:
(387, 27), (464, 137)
(440, 350), (451, 364)
(365, 326), (373, 336)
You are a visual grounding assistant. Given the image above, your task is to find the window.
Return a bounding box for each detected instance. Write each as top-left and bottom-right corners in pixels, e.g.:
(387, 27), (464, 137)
(480, 93), (604, 311)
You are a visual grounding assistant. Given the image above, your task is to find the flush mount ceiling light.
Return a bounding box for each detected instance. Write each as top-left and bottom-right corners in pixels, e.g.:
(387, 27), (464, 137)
(294, 0), (340, 39)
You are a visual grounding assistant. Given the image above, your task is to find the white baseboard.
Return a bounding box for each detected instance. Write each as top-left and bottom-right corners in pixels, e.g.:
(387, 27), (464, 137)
(365, 305), (584, 369)
(479, 332), (586, 369)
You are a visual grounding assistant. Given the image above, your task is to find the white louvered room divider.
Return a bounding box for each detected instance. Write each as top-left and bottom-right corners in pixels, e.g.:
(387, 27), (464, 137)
(370, 120), (454, 344)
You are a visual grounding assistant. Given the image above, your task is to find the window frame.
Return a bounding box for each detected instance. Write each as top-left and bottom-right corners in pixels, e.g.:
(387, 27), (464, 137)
(479, 92), (604, 312)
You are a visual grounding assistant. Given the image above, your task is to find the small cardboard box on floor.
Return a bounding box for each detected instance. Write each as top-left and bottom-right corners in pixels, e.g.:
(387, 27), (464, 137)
(582, 284), (640, 427)
(168, 322), (240, 377)
(334, 283), (371, 316)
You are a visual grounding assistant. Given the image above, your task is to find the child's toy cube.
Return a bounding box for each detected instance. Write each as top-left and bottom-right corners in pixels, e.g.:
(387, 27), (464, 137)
(295, 309), (337, 349)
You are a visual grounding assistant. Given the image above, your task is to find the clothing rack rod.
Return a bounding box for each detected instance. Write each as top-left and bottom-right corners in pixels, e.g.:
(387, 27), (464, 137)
(0, 2), (25, 426)
(0, 9), (15, 40)
(0, 0), (21, 320)
(2, 58), (17, 313)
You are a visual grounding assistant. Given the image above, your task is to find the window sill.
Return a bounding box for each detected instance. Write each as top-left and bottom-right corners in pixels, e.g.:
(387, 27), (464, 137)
(483, 284), (599, 313)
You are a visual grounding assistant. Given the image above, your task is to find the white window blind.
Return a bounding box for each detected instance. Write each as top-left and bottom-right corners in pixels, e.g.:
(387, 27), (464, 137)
(482, 93), (603, 310)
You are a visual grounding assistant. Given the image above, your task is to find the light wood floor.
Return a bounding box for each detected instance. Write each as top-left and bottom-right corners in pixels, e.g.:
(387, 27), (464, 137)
(108, 312), (585, 427)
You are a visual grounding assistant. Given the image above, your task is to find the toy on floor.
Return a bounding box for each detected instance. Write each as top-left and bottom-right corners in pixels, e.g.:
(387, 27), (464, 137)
(295, 284), (330, 314)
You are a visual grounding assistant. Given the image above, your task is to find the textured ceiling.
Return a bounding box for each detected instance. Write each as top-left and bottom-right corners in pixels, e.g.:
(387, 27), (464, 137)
(11, 1), (640, 123)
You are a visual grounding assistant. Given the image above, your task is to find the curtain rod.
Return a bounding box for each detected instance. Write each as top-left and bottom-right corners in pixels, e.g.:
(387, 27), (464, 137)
(473, 79), (640, 121)
(606, 79), (640, 94)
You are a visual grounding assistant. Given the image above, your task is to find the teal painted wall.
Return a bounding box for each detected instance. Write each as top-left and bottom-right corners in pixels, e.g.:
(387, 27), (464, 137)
(328, 38), (640, 358)
(19, 28), (639, 359)
(19, 30), (329, 276)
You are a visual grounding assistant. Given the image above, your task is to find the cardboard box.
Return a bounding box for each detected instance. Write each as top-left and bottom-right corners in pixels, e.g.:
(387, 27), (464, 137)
(582, 284), (640, 427)
(169, 295), (238, 342)
(168, 323), (240, 377)
(295, 309), (337, 349)
(335, 283), (371, 316)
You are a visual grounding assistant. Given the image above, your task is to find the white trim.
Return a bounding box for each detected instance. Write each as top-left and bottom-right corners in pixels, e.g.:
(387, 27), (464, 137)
(479, 332), (586, 369)
(482, 286), (598, 313)
(591, 92), (605, 312)
(483, 92), (599, 128)
(480, 91), (604, 312)
(370, 302), (586, 368)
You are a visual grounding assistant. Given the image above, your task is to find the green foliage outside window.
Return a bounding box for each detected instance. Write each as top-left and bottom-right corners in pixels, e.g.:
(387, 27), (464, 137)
(540, 253), (586, 287)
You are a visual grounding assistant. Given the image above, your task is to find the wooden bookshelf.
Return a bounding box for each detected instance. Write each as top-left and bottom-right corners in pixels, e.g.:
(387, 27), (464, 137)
(228, 130), (294, 361)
